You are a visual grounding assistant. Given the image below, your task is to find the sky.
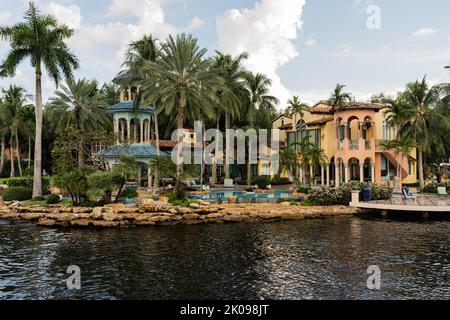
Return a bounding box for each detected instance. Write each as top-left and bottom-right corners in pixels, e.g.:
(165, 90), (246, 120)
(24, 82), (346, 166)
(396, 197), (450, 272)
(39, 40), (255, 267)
(0, 0), (449, 109)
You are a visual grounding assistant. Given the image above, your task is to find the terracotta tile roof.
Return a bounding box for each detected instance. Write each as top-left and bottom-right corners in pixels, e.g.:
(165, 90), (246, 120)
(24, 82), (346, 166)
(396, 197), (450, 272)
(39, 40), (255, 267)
(155, 140), (178, 149)
(306, 116), (335, 126)
(273, 114), (292, 122)
(309, 100), (390, 114)
(279, 124), (293, 130)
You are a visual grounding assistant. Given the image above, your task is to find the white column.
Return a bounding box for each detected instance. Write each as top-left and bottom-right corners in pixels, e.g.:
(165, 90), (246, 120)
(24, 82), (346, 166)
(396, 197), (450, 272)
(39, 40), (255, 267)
(140, 119), (144, 144)
(360, 164), (364, 183)
(326, 164), (330, 187)
(127, 119), (131, 143)
(335, 163), (340, 188)
(113, 119), (119, 144)
(321, 165), (325, 186)
(344, 164), (350, 183)
(371, 163), (375, 183)
(120, 120), (125, 143)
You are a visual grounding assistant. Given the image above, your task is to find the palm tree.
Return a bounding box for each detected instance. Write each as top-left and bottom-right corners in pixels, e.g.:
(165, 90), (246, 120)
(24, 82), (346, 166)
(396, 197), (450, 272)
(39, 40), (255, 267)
(212, 52), (248, 180)
(19, 105), (35, 168)
(113, 155), (138, 203)
(384, 97), (412, 137)
(243, 72), (279, 185)
(2, 85), (33, 177)
(329, 84), (352, 186)
(329, 84), (353, 112)
(0, 98), (7, 176)
(0, 1), (79, 198)
(381, 136), (416, 191)
(286, 96), (309, 127)
(290, 136), (314, 184)
(279, 146), (301, 188)
(400, 76), (450, 190)
(306, 146), (328, 185)
(49, 78), (109, 166)
(140, 33), (219, 194)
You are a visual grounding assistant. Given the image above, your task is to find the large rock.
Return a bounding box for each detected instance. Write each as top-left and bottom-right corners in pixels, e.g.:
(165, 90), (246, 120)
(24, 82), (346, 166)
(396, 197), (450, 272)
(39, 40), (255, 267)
(149, 216), (172, 223)
(183, 213), (200, 220)
(135, 221), (156, 226)
(37, 218), (57, 227)
(92, 220), (120, 228)
(58, 206), (73, 213)
(92, 207), (113, 218)
(70, 219), (91, 227)
(20, 213), (45, 220)
(73, 207), (93, 214)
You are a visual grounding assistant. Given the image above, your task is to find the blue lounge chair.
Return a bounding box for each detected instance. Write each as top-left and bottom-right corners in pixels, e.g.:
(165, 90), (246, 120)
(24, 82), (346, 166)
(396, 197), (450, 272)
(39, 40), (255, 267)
(402, 187), (415, 200)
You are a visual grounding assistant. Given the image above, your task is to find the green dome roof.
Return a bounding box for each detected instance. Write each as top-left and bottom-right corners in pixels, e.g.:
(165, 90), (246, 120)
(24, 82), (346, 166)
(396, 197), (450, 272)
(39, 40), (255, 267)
(106, 101), (154, 115)
(99, 144), (168, 159)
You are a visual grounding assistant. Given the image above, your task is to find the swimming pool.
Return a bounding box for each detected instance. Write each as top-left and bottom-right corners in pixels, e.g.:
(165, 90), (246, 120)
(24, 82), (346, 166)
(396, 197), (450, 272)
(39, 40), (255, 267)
(187, 190), (302, 204)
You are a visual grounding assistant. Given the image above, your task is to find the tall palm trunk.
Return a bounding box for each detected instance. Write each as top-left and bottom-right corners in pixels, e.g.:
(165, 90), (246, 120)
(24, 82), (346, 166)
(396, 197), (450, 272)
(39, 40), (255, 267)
(247, 108), (255, 186)
(0, 135), (5, 176)
(9, 136), (15, 177)
(174, 100), (185, 195)
(33, 72), (43, 198)
(152, 110), (161, 196)
(15, 128), (22, 177)
(211, 115), (220, 185)
(225, 111), (231, 180)
(27, 136), (31, 168)
(418, 148), (425, 190)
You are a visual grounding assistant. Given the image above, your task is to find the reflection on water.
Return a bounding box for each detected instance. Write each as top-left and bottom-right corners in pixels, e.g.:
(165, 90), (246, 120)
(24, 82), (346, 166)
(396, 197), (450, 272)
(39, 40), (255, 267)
(0, 216), (449, 300)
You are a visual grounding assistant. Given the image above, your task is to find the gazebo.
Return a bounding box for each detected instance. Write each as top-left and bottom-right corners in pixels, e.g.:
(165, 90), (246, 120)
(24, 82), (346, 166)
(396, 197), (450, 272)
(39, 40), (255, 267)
(98, 100), (166, 187)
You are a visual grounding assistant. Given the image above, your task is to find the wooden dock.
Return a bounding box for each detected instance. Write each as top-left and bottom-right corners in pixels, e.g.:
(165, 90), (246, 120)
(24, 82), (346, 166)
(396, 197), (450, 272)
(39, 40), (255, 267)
(350, 194), (450, 217)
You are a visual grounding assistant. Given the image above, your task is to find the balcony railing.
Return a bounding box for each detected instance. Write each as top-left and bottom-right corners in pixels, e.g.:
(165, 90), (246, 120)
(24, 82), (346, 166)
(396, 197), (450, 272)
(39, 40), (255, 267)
(350, 140), (359, 150)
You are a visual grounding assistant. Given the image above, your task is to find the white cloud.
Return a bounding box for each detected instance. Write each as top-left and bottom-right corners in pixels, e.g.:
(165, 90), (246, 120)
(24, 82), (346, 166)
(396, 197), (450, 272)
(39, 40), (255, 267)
(216, 0), (306, 109)
(41, 2), (82, 29)
(410, 28), (440, 38)
(339, 43), (350, 54)
(305, 36), (317, 47)
(0, 11), (11, 24)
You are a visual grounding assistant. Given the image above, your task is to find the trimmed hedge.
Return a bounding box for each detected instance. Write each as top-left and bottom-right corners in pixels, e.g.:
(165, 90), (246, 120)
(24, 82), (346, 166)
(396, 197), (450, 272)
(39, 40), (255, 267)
(1, 187), (33, 201)
(46, 194), (61, 204)
(252, 176), (271, 189)
(5, 177), (50, 193)
(270, 176), (291, 186)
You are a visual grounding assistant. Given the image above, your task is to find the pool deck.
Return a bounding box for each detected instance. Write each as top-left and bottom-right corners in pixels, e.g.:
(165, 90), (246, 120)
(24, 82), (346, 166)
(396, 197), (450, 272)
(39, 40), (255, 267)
(350, 194), (450, 213)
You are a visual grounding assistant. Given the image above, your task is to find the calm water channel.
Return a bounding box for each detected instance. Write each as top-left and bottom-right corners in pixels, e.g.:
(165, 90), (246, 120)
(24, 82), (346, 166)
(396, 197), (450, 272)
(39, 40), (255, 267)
(1, 216), (449, 300)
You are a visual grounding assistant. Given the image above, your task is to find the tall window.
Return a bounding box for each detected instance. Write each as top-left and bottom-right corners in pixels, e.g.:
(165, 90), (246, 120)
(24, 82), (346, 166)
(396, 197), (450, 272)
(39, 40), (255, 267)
(287, 132), (296, 149)
(309, 129), (321, 148)
(383, 121), (393, 140)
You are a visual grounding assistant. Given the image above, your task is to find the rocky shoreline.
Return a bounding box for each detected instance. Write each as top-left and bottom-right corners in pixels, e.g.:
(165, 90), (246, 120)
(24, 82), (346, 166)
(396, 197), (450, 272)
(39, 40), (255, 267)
(0, 201), (361, 228)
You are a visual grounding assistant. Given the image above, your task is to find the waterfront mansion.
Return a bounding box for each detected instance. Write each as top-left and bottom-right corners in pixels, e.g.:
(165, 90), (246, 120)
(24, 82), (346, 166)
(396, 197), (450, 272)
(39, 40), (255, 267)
(273, 101), (417, 187)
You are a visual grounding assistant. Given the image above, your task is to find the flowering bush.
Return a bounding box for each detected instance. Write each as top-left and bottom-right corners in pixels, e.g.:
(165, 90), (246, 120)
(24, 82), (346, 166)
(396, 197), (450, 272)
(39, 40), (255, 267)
(423, 182), (450, 194)
(308, 183), (393, 206)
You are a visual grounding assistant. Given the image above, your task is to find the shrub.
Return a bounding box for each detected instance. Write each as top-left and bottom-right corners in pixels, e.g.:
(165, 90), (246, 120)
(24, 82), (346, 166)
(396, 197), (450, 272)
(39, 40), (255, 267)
(297, 185), (312, 194)
(1, 187), (33, 201)
(308, 183), (393, 206)
(423, 182), (450, 194)
(271, 176), (291, 186)
(252, 176), (270, 189)
(6, 177), (50, 193)
(46, 194), (61, 204)
(121, 187), (138, 199)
